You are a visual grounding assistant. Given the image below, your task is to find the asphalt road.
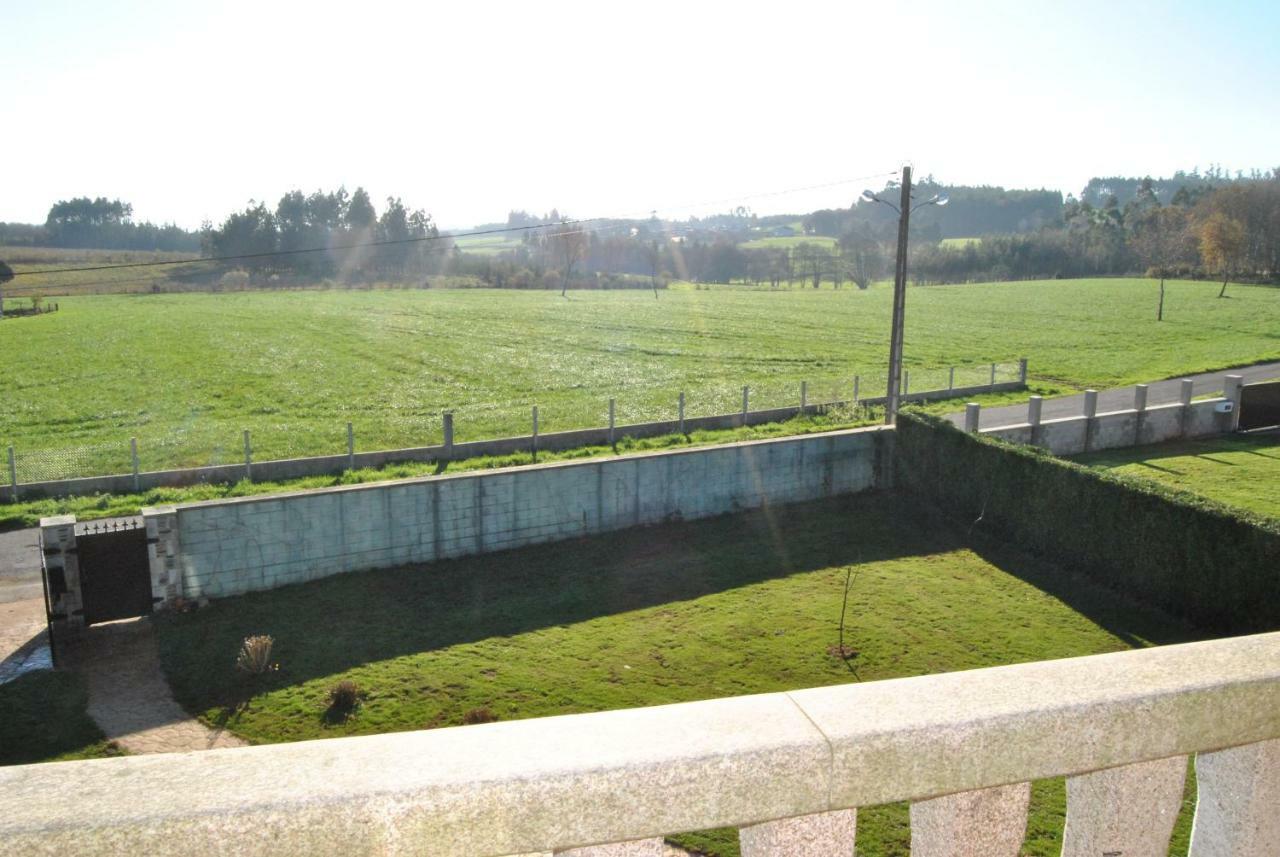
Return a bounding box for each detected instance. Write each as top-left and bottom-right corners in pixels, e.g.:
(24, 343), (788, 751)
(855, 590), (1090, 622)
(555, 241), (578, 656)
(946, 361), (1280, 430)
(0, 528), (44, 604)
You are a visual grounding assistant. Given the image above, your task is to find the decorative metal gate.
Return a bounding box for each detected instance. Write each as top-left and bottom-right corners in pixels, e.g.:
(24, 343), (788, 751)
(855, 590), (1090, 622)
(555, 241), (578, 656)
(1239, 381), (1280, 431)
(75, 518), (153, 625)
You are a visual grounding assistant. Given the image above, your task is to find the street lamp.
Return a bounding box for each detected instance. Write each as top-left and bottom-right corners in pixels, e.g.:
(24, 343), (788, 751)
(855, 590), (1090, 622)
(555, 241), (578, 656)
(862, 167), (948, 424)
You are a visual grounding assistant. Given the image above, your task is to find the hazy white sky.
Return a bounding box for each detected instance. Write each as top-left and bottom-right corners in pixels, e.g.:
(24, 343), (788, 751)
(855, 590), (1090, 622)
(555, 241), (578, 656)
(4, 0), (1278, 229)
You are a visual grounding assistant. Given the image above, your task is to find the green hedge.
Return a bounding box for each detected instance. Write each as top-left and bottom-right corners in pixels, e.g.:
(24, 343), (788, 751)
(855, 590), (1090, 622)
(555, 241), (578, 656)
(895, 411), (1280, 634)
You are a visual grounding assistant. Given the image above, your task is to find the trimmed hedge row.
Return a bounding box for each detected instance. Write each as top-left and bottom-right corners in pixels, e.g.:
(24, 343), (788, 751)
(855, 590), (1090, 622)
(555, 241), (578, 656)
(895, 411), (1280, 634)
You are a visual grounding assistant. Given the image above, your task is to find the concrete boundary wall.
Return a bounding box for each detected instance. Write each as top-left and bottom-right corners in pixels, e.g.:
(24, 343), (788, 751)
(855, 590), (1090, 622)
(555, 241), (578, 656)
(4, 377), (1022, 502)
(144, 426), (889, 602)
(974, 378), (1242, 456)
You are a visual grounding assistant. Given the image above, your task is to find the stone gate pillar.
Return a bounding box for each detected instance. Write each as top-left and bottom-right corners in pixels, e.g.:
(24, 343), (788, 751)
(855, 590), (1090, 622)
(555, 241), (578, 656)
(142, 505), (183, 610)
(39, 515), (83, 632)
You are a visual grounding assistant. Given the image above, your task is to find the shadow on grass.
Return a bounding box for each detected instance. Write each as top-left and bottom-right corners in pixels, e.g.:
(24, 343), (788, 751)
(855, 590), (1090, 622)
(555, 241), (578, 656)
(1076, 432), (1278, 471)
(153, 490), (1202, 718)
(0, 671), (123, 766)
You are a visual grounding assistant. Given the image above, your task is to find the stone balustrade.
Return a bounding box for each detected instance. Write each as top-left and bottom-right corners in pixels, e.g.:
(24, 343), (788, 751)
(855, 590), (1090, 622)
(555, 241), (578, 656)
(1, 632), (1278, 856)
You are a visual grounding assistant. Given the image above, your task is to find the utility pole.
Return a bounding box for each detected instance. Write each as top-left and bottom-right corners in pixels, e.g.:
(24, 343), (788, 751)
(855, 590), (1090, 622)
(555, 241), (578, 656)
(884, 165), (912, 425)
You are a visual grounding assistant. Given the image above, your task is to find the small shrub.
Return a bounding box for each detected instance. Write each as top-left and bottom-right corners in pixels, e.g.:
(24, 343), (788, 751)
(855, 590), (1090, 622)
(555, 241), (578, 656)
(219, 269), (251, 290)
(327, 679), (361, 710)
(234, 635), (277, 675)
(325, 680), (362, 720)
(462, 706), (499, 725)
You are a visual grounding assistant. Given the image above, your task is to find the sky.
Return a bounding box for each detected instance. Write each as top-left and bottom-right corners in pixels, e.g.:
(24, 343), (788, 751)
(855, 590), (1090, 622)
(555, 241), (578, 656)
(3, 0), (1279, 230)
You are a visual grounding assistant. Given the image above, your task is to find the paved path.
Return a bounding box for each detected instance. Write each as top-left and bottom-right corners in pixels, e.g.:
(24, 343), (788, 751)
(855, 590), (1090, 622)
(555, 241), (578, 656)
(0, 529), (50, 685)
(0, 528), (44, 604)
(0, 597), (51, 684)
(946, 361), (1280, 430)
(60, 619), (247, 754)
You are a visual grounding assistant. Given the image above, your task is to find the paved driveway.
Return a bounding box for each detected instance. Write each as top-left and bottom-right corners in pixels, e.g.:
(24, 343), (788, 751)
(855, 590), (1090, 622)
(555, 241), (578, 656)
(0, 528), (43, 604)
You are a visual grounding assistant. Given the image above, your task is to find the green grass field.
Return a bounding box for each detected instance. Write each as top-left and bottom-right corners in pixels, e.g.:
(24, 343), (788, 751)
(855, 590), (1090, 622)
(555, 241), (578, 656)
(739, 234), (838, 250)
(446, 233), (524, 255)
(1075, 432), (1280, 519)
(0, 245), (208, 298)
(153, 492), (1201, 856)
(939, 236), (982, 249)
(1, 278), (1276, 480)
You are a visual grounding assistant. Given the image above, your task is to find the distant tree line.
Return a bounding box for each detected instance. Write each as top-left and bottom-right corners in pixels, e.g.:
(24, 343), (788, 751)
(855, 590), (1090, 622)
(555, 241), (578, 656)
(804, 182), (1064, 242)
(0, 197), (200, 251)
(909, 174), (1280, 286)
(200, 187), (448, 281)
(6, 168), (1277, 294)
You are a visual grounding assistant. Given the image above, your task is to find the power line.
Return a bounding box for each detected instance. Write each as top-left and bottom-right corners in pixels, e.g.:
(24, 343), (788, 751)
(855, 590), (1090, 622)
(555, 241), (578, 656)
(11, 170), (898, 279)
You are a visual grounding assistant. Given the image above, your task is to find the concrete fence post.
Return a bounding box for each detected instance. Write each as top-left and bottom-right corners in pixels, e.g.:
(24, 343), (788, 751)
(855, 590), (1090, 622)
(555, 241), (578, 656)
(1224, 374), (1244, 432)
(1083, 389), (1098, 418)
(990, 362), (997, 388)
(1082, 390), (1098, 453)
(742, 386), (749, 425)
(903, 370), (910, 396)
(853, 375), (860, 404)
(1027, 396), (1043, 426)
(243, 430), (253, 482)
(7, 446), (16, 502)
(1179, 378), (1195, 437)
(608, 398), (616, 446)
(948, 366), (955, 390)
(964, 403), (981, 433)
(1019, 357), (1028, 385)
(800, 381), (807, 413)
(130, 437), (140, 492)
(347, 422), (356, 470)
(678, 392), (685, 435)
(1027, 395), (1044, 448)
(1134, 384), (1149, 445)
(531, 406), (539, 462)
(442, 413), (454, 460)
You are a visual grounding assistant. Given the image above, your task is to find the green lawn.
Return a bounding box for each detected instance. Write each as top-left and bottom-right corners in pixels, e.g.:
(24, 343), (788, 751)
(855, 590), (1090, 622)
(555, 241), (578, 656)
(0, 671), (122, 766)
(739, 234), (838, 250)
(939, 236), (982, 248)
(2, 278), (1276, 481)
(0, 245), (196, 298)
(448, 233), (524, 255)
(153, 492), (1202, 856)
(1075, 432), (1280, 519)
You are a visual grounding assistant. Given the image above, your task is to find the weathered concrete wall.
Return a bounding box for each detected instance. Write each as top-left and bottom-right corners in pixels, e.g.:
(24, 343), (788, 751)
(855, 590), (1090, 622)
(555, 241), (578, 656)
(155, 427), (887, 601)
(982, 399), (1233, 456)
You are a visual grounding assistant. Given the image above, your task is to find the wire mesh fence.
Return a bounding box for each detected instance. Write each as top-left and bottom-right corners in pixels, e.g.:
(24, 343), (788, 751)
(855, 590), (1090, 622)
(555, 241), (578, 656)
(4, 361), (1024, 492)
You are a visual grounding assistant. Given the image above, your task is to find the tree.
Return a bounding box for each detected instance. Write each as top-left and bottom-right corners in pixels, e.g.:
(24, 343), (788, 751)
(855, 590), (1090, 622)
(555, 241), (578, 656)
(0, 259), (12, 319)
(547, 221), (588, 296)
(346, 187), (377, 234)
(1199, 211), (1246, 297)
(209, 202), (278, 273)
(1131, 206), (1192, 320)
(838, 229), (885, 289)
(645, 239), (663, 298)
